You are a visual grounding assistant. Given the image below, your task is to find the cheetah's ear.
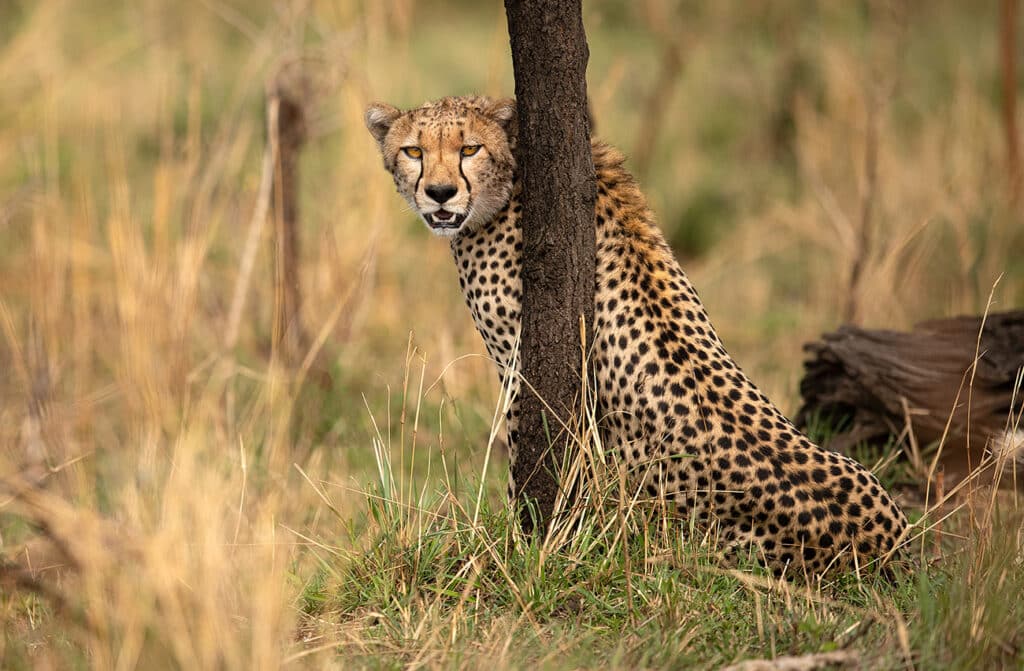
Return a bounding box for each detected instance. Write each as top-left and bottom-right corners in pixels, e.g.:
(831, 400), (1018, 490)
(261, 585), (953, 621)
(483, 98), (517, 138)
(364, 103), (402, 147)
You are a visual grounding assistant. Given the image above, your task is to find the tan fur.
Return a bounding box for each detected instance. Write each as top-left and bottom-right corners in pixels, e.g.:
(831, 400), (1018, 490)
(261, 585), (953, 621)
(367, 96), (908, 576)
(366, 97), (516, 238)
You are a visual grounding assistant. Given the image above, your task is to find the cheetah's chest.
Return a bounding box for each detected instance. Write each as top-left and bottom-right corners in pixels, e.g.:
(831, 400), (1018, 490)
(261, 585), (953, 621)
(450, 210), (524, 369)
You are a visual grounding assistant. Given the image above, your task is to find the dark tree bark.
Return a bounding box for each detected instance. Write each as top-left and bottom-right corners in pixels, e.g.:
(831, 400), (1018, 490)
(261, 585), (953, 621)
(504, 0), (596, 531)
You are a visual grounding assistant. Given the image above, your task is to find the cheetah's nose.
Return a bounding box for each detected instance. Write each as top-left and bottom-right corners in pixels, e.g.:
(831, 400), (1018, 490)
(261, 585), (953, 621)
(425, 184), (457, 204)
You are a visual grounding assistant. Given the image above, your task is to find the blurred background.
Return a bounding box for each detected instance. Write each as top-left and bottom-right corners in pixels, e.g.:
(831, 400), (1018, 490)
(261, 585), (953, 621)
(0, 0), (1022, 666)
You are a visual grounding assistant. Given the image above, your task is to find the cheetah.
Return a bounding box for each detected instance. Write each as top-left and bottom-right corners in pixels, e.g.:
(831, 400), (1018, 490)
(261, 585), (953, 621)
(365, 95), (908, 576)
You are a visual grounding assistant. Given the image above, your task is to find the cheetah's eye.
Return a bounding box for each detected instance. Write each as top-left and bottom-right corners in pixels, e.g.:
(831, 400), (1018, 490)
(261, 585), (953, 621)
(460, 145), (481, 157)
(402, 146), (423, 159)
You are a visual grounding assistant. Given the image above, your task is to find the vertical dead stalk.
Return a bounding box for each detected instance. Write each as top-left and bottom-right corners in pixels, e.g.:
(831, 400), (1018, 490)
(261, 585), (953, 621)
(269, 68), (310, 365)
(933, 468), (944, 560)
(1001, 0), (1021, 204)
(224, 111), (276, 352)
(226, 55), (344, 373)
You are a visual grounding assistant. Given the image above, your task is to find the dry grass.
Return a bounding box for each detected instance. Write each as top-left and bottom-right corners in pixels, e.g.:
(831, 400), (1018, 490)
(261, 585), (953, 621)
(1, 0), (1022, 669)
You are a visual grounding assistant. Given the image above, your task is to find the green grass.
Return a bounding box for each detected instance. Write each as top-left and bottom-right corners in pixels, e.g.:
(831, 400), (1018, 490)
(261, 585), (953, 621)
(309, 414), (1023, 670)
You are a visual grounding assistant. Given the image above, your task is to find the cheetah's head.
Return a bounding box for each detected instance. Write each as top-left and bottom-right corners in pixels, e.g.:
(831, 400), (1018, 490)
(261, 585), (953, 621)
(365, 96), (516, 238)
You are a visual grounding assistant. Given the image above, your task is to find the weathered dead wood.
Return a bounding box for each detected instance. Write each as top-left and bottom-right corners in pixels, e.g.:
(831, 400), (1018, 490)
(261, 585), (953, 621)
(797, 311), (1024, 480)
(720, 650), (859, 671)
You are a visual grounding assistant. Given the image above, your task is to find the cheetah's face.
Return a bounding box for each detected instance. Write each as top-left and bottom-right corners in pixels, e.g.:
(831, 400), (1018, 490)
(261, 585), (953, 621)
(365, 96), (517, 238)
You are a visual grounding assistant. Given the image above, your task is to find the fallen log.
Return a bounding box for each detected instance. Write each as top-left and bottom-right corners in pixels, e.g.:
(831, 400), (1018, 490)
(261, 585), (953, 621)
(796, 311), (1024, 482)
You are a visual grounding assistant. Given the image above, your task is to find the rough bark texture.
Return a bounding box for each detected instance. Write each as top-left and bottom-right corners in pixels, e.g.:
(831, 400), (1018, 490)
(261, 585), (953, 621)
(504, 0), (596, 530)
(796, 311), (1024, 482)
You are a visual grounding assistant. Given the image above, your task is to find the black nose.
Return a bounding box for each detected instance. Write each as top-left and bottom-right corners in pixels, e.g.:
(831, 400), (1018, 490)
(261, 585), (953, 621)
(425, 184), (457, 204)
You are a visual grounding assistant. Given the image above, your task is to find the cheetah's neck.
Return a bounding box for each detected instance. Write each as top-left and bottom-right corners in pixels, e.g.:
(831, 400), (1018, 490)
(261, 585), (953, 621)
(449, 184), (525, 371)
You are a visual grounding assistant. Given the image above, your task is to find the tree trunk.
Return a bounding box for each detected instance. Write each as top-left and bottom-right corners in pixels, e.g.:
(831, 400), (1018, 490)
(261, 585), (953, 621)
(504, 0), (596, 531)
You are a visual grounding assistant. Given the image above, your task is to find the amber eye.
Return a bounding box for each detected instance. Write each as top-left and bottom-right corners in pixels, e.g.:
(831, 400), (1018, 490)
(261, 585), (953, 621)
(460, 145), (481, 157)
(402, 146), (422, 159)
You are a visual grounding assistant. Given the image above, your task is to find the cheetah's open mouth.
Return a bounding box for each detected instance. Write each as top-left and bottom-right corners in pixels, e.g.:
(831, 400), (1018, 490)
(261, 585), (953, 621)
(428, 209), (466, 230)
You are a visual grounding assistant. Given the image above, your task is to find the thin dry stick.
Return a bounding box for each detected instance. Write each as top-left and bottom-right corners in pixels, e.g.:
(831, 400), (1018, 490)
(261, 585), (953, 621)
(617, 463), (636, 628)
(962, 277), (1001, 534)
(233, 437), (247, 548)
(918, 364), (971, 561)
(898, 396), (924, 476)
(933, 469), (944, 559)
(914, 282), (1003, 557)
(992, 368), (1024, 508)
(224, 107), (276, 351)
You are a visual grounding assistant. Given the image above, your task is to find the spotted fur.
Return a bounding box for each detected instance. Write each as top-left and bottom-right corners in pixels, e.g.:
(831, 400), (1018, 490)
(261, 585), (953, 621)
(366, 95), (908, 576)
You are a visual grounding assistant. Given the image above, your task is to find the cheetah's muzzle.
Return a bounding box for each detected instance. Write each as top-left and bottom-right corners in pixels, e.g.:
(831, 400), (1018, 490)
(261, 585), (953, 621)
(428, 209), (466, 231)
